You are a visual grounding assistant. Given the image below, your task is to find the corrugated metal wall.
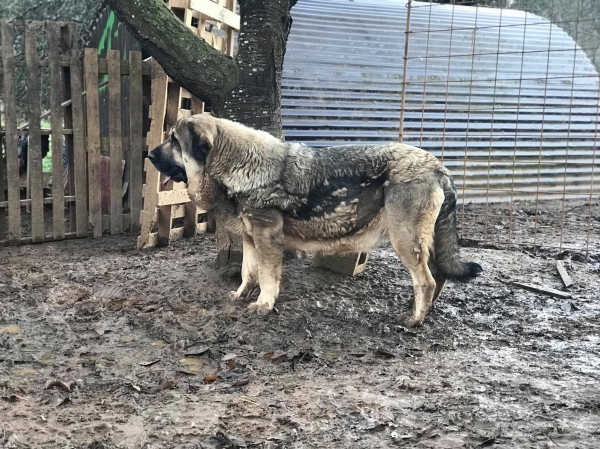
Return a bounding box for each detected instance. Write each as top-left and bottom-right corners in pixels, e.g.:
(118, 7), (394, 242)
(281, 0), (600, 203)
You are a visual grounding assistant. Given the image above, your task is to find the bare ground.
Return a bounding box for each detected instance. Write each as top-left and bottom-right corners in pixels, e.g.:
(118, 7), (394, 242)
(1, 201), (600, 448)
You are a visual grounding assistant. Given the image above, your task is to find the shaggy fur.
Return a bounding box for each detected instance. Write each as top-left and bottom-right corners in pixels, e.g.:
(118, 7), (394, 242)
(148, 114), (482, 326)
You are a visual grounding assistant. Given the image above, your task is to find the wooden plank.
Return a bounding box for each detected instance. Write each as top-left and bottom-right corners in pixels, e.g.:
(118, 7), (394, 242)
(157, 188), (191, 206)
(172, 204), (186, 219)
(84, 48), (102, 237)
(96, 58), (138, 76)
(226, 1), (236, 56)
(25, 22), (45, 243)
(556, 261), (574, 288)
(108, 49), (123, 234)
(0, 196), (76, 208)
(138, 60), (169, 249)
(47, 22), (66, 240)
(129, 51), (144, 234)
(1, 57), (151, 75)
(177, 109), (192, 120)
(157, 205), (172, 246)
(0, 129), (74, 136)
(0, 97), (5, 241)
(183, 200), (198, 238)
(102, 213), (131, 232)
(145, 226), (186, 248)
(165, 82), (181, 131)
(313, 252), (369, 276)
(169, 0), (188, 8)
(512, 282), (572, 299)
(61, 24), (76, 232)
(0, 56), (71, 68)
(191, 96), (204, 115)
(68, 24), (88, 238)
(190, 0), (240, 30)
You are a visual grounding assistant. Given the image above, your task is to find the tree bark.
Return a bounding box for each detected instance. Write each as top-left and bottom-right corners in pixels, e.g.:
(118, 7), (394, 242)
(215, 0), (296, 139)
(104, 0), (240, 105)
(106, 0), (298, 265)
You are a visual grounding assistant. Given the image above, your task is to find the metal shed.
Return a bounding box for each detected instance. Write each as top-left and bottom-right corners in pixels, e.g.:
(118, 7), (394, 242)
(281, 0), (600, 203)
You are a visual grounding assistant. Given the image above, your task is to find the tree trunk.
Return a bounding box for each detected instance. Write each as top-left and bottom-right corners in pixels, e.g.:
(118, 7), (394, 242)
(214, 0), (295, 139)
(212, 0), (296, 264)
(106, 0), (297, 266)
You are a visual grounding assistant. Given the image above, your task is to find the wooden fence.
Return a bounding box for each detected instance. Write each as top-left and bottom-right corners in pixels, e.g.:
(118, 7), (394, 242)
(0, 20), (150, 246)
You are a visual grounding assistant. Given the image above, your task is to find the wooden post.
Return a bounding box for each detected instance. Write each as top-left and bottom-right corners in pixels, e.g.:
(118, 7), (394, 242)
(24, 22), (44, 243)
(68, 23), (88, 238)
(138, 59), (168, 249)
(48, 22), (66, 240)
(1, 22), (21, 244)
(129, 51), (144, 233)
(61, 24), (76, 233)
(0, 100), (5, 242)
(84, 48), (102, 237)
(108, 49), (123, 234)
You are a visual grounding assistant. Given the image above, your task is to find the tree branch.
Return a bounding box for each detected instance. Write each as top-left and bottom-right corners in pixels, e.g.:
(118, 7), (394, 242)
(105, 0), (241, 105)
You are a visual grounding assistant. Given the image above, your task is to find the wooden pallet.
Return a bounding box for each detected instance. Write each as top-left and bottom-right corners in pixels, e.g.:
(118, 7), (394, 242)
(137, 0), (238, 249)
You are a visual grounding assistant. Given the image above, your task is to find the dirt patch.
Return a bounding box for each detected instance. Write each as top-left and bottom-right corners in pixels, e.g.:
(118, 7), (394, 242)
(1, 229), (599, 447)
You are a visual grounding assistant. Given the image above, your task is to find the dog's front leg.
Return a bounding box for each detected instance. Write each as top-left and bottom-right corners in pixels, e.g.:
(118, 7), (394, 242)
(242, 209), (284, 315)
(229, 234), (258, 300)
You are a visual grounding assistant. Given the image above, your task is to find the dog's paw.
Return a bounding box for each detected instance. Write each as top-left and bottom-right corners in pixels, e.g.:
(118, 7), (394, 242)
(247, 300), (274, 315)
(402, 314), (425, 328)
(228, 291), (242, 301)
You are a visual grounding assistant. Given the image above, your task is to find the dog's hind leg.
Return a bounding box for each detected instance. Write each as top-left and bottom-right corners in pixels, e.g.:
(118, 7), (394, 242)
(229, 234), (259, 301)
(429, 262), (447, 304)
(385, 180), (444, 327)
(243, 209), (285, 315)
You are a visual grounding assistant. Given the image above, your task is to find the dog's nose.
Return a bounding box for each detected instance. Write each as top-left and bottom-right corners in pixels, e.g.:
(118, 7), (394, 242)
(148, 151), (157, 163)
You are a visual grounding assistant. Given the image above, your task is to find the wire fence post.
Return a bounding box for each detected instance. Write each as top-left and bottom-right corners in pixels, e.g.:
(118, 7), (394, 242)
(399, 0), (412, 143)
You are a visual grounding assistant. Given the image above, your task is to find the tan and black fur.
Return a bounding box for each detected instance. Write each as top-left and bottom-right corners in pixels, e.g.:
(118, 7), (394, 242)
(148, 114), (482, 327)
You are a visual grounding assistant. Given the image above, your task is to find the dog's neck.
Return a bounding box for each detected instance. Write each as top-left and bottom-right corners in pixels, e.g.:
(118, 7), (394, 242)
(208, 119), (286, 196)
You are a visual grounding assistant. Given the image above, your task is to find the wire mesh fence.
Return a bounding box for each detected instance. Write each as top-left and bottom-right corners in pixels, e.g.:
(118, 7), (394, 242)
(400, 0), (599, 257)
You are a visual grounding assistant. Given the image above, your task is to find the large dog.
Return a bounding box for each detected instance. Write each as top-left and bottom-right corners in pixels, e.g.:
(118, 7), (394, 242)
(148, 115), (482, 327)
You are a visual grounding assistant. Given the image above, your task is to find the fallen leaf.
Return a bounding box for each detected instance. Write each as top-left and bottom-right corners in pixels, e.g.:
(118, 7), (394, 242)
(203, 374), (218, 382)
(369, 423), (387, 432)
(375, 347), (396, 358)
(271, 353), (288, 365)
(263, 351), (275, 359)
(158, 377), (179, 391)
(139, 359), (161, 367)
(57, 396), (71, 407)
(417, 426), (439, 440)
(561, 302), (579, 313)
(45, 379), (72, 392)
(168, 340), (186, 351)
(131, 384), (141, 392)
(233, 379), (249, 387)
(184, 346), (210, 357)
(478, 437), (496, 447)
(93, 322), (111, 336)
(222, 353), (238, 369)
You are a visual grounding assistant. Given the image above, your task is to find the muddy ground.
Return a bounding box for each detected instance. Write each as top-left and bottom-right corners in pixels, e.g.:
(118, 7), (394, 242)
(1, 200), (600, 448)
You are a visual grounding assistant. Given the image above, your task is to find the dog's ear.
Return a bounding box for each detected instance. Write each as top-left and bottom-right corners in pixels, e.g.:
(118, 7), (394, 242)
(188, 121), (213, 162)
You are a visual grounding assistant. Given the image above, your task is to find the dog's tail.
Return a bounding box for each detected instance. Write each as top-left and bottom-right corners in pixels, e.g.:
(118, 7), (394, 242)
(432, 174), (482, 281)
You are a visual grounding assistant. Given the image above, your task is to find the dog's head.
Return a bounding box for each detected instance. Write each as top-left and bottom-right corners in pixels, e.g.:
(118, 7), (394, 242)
(148, 115), (217, 194)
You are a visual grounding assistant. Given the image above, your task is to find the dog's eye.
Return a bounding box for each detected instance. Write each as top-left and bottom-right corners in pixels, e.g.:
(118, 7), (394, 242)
(171, 135), (179, 146)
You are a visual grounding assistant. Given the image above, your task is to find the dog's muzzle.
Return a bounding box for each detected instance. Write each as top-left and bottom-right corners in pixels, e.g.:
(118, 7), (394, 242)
(148, 150), (188, 185)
